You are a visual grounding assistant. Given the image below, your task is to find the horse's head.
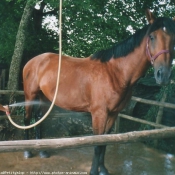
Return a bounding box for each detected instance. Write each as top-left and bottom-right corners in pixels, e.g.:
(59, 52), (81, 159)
(146, 9), (175, 85)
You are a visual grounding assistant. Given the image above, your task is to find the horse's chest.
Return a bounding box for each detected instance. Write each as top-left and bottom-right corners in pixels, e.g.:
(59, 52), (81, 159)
(108, 88), (132, 113)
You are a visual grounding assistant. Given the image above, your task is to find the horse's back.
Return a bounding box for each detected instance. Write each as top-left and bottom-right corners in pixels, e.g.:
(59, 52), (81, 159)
(23, 53), (91, 111)
(23, 52), (87, 80)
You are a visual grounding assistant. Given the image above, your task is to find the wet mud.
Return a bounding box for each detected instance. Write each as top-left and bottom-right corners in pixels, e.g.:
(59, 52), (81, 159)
(0, 142), (175, 175)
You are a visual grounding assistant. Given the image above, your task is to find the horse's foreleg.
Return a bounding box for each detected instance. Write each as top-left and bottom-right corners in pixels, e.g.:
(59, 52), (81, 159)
(91, 145), (107, 175)
(98, 115), (117, 175)
(98, 145), (108, 175)
(90, 110), (109, 175)
(90, 110), (117, 175)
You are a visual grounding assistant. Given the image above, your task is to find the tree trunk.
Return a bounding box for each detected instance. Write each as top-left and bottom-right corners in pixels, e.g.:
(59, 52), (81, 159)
(7, 0), (35, 103)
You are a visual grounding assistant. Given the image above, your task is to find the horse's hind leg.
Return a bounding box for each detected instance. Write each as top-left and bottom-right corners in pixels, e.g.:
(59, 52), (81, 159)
(35, 94), (50, 158)
(23, 102), (34, 158)
(23, 69), (41, 158)
(35, 111), (50, 158)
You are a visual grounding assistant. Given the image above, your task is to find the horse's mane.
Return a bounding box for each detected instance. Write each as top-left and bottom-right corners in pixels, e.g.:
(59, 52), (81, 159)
(91, 17), (175, 62)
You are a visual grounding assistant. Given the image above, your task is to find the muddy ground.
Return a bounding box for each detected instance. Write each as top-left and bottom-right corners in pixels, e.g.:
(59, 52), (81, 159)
(0, 142), (175, 175)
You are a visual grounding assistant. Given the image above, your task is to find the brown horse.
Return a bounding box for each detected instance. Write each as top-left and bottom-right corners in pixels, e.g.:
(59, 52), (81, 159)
(23, 10), (175, 175)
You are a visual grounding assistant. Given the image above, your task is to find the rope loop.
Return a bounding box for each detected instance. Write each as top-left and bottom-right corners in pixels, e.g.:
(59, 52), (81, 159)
(5, 0), (63, 130)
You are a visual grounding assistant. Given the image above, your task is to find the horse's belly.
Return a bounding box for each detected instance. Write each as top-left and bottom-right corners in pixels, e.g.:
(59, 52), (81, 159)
(42, 86), (89, 112)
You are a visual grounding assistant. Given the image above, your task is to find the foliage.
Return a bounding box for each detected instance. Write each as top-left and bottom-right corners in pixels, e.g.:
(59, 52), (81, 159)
(1, 0), (175, 65)
(58, 0), (175, 57)
(0, 1), (25, 64)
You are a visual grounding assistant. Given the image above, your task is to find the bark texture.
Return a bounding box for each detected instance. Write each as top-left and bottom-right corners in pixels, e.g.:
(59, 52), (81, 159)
(8, 0), (35, 91)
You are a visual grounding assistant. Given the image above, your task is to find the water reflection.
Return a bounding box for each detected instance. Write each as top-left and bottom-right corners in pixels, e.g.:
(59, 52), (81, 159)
(164, 153), (175, 175)
(123, 160), (132, 175)
(107, 143), (175, 175)
(140, 171), (148, 175)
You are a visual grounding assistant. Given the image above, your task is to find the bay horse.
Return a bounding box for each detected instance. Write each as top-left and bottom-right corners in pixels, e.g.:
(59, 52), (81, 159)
(23, 9), (175, 175)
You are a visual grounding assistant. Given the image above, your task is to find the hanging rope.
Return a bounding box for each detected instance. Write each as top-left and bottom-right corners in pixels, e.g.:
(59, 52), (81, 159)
(4, 0), (63, 130)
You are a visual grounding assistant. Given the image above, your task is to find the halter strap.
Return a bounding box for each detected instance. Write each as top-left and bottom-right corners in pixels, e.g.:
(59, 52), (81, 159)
(146, 37), (169, 65)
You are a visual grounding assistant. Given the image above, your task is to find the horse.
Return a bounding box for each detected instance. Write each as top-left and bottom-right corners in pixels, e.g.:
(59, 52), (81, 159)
(22, 9), (175, 175)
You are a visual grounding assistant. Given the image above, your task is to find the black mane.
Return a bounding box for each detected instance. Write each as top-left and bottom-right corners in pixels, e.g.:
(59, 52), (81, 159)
(91, 17), (175, 62)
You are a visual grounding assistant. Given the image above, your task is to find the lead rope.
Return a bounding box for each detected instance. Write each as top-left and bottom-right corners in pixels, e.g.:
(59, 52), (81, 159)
(5, 0), (63, 129)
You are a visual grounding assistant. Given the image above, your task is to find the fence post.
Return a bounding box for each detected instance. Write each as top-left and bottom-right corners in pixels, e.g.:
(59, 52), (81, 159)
(154, 91), (167, 147)
(114, 116), (120, 133)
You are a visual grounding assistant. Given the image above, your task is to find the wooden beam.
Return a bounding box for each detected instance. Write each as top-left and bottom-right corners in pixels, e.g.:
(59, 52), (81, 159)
(118, 114), (169, 128)
(131, 96), (175, 109)
(0, 90), (24, 95)
(0, 127), (175, 152)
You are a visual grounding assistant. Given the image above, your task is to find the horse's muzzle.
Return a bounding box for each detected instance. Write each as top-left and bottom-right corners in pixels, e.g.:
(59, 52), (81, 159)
(155, 67), (171, 85)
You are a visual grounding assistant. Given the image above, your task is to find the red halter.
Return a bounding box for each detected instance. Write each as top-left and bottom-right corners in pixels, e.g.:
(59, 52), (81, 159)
(146, 37), (169, 65)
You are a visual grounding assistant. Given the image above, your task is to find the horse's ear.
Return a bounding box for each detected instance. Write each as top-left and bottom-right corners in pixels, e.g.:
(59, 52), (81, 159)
(146, 9), (156, 24)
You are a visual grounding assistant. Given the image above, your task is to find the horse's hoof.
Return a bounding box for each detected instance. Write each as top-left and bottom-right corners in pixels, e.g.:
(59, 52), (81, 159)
(90, 172), (98, 175)
(90, 170), (99, 175)
(39, 150), (50, 158)
(24, 151), (33, 159)
(99, 172), (110, 175)
(99, 167), (110, 175)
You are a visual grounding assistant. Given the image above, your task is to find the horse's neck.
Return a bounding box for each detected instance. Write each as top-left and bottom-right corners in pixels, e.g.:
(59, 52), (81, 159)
(110, 37), (150, 86)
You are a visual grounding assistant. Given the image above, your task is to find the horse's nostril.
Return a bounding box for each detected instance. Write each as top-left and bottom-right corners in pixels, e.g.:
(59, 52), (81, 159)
(157, 69), (162, 79)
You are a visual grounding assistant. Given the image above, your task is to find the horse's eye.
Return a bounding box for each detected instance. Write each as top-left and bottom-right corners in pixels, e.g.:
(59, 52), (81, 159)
(149, 35), (154, 41)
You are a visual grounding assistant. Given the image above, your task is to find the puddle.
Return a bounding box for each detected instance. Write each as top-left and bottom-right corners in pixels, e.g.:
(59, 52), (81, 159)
(0, 142), (175, 175)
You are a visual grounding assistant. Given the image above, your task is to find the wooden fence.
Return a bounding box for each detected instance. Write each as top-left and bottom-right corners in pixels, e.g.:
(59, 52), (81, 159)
(115, 96), (175, 133)
(0, 127), (175, 152)
(0, 90), (175, 131)
(0, 90), (175, 152)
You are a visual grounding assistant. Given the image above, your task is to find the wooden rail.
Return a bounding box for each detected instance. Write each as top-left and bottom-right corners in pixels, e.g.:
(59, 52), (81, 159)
(118, 114), (169, 128)
(0, 90), (24, 95)
(0, 90), (174, 151)
(0, 90), (174, 131)
(131, 96), (175, 109)
(0, 127), (175, 152)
